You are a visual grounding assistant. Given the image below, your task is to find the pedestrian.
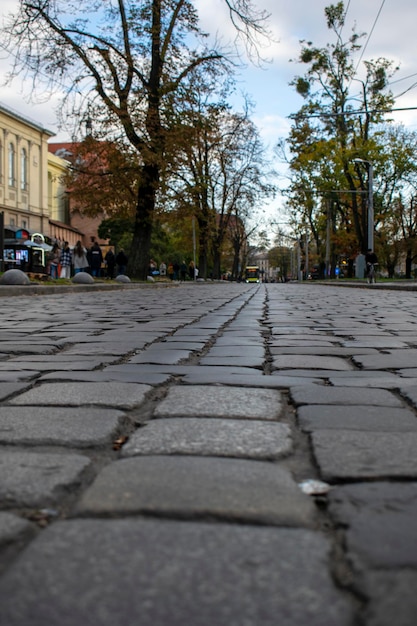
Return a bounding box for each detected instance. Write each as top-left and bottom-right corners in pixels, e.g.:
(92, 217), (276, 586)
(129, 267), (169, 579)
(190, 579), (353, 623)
(105, 247), (116, 279)
(72, 240), (89, 274)
(116, 248), (128, 275)
(365, 248), (378, 276)
(89, 241), (103, 277)
(167, 262), (174, 280)
(188, 260), (195, 280)
(47, 243), (60, 279)
(59, 242), (72, 279)
(173, 261), (180, 280)
(159, 261), (167, 277)
(180, 260), (187, 281)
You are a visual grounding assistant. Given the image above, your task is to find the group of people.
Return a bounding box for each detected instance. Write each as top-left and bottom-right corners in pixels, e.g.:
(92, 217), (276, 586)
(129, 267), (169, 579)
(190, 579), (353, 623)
(166, 260), (199, 281)
(47, 241), (128, 279)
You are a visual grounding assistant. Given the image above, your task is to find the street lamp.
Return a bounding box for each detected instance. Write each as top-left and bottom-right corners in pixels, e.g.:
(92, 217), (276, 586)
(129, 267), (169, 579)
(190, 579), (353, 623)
(353, 158), (374, 252)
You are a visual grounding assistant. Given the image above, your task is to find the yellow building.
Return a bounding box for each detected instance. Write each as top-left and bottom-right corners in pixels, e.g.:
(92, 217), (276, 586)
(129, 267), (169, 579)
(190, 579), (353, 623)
(0, 102), (54, 235)
(0, 102), (82, 251)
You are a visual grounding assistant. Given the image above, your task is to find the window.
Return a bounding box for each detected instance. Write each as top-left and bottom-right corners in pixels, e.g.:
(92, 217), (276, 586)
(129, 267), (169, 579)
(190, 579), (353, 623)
(8, 143), (15, 187)
(21, 147), (28, 190)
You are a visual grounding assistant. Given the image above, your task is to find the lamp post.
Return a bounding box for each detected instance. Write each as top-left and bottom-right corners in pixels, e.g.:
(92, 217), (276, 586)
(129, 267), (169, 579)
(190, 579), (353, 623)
(353, 158), (374, 252)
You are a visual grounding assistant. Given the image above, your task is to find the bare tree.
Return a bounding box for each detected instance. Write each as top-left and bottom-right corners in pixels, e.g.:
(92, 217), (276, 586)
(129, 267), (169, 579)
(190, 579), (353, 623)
(3, 0), (270, 278)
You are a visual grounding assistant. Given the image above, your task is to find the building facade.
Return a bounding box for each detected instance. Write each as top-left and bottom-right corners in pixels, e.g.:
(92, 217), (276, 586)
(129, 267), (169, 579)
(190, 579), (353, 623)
(0, 102), (86, 255)
(0, 102), (54, 236)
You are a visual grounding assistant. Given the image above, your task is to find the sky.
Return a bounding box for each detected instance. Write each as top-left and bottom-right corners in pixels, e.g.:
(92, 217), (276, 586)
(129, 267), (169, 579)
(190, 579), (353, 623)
(1, 0), (416, 221)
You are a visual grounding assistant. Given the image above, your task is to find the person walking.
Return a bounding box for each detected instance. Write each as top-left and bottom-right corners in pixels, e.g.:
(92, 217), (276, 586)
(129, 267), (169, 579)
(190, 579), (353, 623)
(105, 248), (116, 279)
(365, 248), (378, 283)
(72, 240), (89, 274)
(48, 243), (60, 279)
(89, 242), (103, 277)
(116, 249), (128, 275)
(59, 242), (72, 279)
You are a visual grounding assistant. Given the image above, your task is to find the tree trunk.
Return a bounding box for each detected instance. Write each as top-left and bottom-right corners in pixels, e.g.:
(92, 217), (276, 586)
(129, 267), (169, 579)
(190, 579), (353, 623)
(405, 251), (412, 279)
(197, 215), (210, 279)
(128, 163), (159, 280)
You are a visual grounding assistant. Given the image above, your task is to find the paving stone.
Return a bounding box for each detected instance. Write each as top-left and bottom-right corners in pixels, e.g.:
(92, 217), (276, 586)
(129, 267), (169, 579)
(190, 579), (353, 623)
(199, 355), (264, 367)
(204, 345), (264, 357)
(311, 430), (417, 480)
(122, 418), (292, 460)
(39, 370), (171, 385)
(77, 456), (315, 526)
(182, 371), (322, 387)
(352, 350), (417, 370)
(270, 346), (376, 356)
(297, 405), (417, 432)
(360, 571), (417, 626)
(0, 519), (353, 626)
(9, 382), (151, 409)
(0, 450), (91, 507)
(328, 372), (406, 388)
(154, 386), (283, 420)
(0, 371), (37, 382)
(272, 355), (354, 370)
(399, 385), (417, 409)
(60, 342), (139, 356)
(214, 336), (263, 346)
(0, 359), (109, 371)
(290, 385), (402, 407)
(397, 368), (417, 378)
(0, 406), (125, 447)
(130, 349), (195, 364)
(0, 382), (31, 401)
(328, 482), (417, 570)
(0, 512), (34, 547)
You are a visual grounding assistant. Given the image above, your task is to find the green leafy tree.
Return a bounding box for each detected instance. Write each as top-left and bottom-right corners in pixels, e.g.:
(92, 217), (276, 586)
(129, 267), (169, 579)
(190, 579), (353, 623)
(284, 1), (397, 266)
(3, 0), (270, 279)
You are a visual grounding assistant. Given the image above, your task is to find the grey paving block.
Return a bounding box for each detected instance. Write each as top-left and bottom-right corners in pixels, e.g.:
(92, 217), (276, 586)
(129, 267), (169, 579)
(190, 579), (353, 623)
(122, 418), (292, 460)
(182, 371), (321, 388)
(60, 342), (138, 356)
(290, 385), (402, 407)
(154, 386), (282, 420)
(328, 482), (417, 523)
(0, 406), (125, 446)
(0, 451), (91, 507)
(270, 346), (376, 356)
(78, 456), (315, 526)
(328, 372), (406, 388)
(0, 383), (31, 401)
(297, 405), (417, 432)
(203, 345), (264, 357)
(399, 385), (417, 409)
(311, 430), (417, 480)
(360, 570), (417, 626)
(0, 512), (34, 547)
(0, 519), (353, 626)
(328, 483), (417, 570)
(39, 370), (170, 385)
(0, 371), (36, 382)
(352, 349), (417, 370)
(0, 359), (109, 371)
(9, 382), (151, 409)
(273, 355), (354, 370)
(199, 355), (264, 367)
(129, 349), (193, 364)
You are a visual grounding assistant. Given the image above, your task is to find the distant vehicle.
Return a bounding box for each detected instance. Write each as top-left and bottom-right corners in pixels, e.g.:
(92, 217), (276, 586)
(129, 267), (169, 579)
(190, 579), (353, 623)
(245, 266), (260, 283)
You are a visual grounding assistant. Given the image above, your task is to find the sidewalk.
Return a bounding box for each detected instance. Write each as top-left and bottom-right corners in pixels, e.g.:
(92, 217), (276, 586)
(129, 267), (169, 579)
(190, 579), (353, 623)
(0, 282), (416, 625)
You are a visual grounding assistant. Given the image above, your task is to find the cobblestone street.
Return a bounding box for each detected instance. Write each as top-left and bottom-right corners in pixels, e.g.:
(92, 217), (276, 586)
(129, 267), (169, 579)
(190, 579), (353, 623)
(0, 281), (416, 625)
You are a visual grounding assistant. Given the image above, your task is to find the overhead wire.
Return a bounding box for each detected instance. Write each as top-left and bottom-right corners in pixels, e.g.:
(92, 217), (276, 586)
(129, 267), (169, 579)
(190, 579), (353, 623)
(352, 0), (387, 76)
